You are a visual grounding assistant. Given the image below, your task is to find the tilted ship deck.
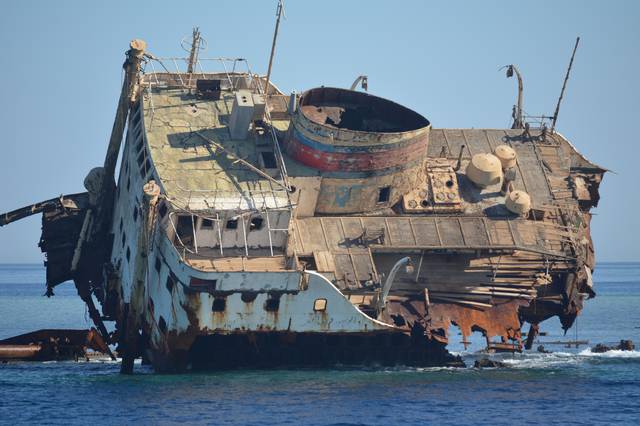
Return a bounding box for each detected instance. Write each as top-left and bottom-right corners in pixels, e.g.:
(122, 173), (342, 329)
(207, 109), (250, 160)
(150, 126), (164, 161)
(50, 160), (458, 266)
(0, 28), (604, 372)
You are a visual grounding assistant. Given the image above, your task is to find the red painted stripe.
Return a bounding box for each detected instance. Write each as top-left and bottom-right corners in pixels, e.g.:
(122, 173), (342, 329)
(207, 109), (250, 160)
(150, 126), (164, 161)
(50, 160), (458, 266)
(285, 135), (428, 172)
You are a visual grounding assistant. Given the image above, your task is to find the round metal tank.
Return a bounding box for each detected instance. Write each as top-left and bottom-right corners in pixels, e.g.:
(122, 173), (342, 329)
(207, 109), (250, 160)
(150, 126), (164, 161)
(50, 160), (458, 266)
(285, 87), (431, 214)
(466, 153), (503, 188)
(494, 145), (517, 169)
(505, 190), (532, 216)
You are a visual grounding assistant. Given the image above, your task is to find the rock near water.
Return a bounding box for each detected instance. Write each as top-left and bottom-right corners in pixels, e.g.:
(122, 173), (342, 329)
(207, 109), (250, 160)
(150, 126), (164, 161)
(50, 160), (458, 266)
(591, 340), (635, 353)
(474, 358), (508, 368)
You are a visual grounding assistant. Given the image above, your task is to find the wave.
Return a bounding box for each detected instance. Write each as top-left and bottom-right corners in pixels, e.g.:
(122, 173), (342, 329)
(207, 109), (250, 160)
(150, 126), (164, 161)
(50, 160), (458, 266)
(578, 348), (640, 358)
(468, 348), (640, 369)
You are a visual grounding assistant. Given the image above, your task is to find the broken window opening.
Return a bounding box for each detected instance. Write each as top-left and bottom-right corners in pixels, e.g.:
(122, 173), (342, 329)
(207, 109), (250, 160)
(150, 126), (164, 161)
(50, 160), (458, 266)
(264, 297), (280, 312)
(260, 151), (278, 169)
(189, 277), (217, 291)
(165, 273), (177, 293)
(299, 256), (317, 270)
(212, 298), (226, 312)
(175, 215), (194, 248)
(378, 186), (391, 203)
(158, 203), (168, 219)
(249, 216), (264, 231)
(226, 218), (238, 229)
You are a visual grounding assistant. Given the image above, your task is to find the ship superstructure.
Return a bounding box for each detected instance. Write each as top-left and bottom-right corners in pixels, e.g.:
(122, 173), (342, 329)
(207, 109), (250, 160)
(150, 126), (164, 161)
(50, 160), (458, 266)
(0, 26), (604, 372)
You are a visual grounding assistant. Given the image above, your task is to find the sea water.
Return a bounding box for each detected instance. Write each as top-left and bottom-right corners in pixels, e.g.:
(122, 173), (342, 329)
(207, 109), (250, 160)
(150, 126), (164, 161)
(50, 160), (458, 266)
(0, 263), (639, 425)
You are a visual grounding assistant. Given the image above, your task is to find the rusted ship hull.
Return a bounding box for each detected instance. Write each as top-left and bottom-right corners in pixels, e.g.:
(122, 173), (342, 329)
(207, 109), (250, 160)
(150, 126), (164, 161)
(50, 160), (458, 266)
(0, 31), (604, 373)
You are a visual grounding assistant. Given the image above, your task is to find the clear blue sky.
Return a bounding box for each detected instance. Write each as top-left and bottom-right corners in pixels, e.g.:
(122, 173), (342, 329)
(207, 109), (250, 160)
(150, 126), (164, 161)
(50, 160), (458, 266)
(0, 0), (638, 263)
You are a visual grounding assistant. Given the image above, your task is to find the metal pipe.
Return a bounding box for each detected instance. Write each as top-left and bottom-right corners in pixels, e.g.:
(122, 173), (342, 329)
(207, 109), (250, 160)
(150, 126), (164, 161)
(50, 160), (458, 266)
(454, 144), (466, 171)
(378, 256), (412, 313)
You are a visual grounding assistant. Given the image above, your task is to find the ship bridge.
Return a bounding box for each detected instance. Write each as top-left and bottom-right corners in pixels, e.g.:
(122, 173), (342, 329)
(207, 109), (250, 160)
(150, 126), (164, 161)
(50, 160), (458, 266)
(116, 61), (297, 271)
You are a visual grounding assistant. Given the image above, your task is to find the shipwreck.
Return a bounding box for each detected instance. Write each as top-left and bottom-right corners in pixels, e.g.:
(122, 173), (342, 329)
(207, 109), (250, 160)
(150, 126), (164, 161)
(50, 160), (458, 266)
(0, 9), (605, 372)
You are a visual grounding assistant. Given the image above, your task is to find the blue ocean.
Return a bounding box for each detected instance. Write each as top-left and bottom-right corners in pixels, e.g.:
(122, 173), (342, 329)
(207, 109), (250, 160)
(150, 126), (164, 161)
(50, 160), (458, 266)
(1, 263), (639, 425)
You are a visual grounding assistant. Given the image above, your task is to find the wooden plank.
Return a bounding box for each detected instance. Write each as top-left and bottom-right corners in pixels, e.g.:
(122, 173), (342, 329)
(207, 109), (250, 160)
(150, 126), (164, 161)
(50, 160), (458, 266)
(296, 218), (328, 253)
(443, 129), (472, 158)
(438, 217), (465, 246)
(333, 253), (357, 287)
(410, 217), (441, 246)
(485, 219), (516, 245)
(459, 217), (490, 246)
(351, 251), (376, 282)
(427, 129), (450, 157)
(321, 217), (345, 250)
(313, 250), (335, 272)
(340, 217), (365, 246)
(386, 217), (417, 247)
(462, 129), (493, 156)
(361, 217), (388, 246)
(510, 140), (553, 204)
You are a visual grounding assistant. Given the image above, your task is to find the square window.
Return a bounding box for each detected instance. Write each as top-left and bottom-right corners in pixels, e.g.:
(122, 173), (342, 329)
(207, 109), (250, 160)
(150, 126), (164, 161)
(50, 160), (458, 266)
(226, 219), (238, 229)
(201, 218), (214, 229)
(378, 186), (391, 203)
(313, 298), (327, 312)
(249, 216), (263, 231)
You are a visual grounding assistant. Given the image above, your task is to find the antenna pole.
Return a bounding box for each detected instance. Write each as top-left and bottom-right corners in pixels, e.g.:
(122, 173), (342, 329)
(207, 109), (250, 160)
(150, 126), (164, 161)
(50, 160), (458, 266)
(551, 37), (580, 133)
(505, 65), (524, 129)
(187, 27), (201, 74)
(264, 0), (284, 96)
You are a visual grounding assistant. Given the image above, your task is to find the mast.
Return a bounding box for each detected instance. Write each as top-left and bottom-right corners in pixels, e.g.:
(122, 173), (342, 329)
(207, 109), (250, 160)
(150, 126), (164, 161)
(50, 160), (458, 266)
(187, 27), (201, 74)
(264, 0), (284, 96)
(551, 37), (580, 133)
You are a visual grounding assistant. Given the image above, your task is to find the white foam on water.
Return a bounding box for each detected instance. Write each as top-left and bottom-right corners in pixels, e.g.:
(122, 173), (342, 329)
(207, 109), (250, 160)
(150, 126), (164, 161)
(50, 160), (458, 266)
(578, 348), (640, 358)
(497, 352), (581, 369)
(461, 348), (640, 370)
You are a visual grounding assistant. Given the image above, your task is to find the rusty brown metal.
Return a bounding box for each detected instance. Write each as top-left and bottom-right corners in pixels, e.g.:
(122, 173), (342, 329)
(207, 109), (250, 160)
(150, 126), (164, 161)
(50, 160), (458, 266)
(428, 300), (527, 348)
(0, 329), (110, 362)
